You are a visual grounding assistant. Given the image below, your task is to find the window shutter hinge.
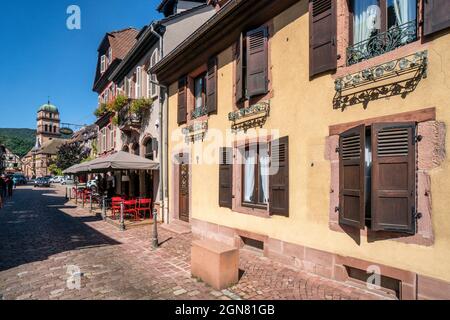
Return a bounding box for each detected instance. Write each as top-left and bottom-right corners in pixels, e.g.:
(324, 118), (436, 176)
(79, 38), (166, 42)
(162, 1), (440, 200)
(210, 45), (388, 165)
(415, 135), (423, 144)
(335, 206), (340, 213)
(335, 147), (340, 154)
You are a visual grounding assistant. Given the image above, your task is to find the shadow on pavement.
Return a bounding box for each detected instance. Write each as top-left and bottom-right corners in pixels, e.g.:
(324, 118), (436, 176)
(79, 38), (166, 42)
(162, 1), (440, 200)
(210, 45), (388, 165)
(0, 186), (120, 272)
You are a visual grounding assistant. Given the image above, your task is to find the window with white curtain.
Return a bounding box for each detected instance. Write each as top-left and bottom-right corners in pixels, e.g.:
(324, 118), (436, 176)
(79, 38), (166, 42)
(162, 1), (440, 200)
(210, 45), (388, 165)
(242, 143), (269, 207)
(387, 0), (416, 29)
(352, 0), (417, 44)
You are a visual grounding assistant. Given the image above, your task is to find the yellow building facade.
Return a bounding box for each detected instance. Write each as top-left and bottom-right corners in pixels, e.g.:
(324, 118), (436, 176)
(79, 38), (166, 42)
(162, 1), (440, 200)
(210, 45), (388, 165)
(154, 0), (450, 299)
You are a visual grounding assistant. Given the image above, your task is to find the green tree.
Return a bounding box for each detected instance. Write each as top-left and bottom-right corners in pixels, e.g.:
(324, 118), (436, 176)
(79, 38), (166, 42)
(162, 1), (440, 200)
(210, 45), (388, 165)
(48, 163), (63, 176)
(55, 142), (90, 171)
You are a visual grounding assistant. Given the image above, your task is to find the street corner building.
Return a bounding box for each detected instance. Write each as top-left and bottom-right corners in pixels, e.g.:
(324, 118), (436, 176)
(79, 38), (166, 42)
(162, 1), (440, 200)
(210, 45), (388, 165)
(151, 0), (450, 299)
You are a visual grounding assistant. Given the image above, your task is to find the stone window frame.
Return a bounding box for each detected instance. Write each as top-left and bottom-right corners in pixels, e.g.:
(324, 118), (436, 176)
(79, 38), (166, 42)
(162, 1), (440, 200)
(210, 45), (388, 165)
(185, 64), (209, 125)
(334, 0), (427, 79)
(231, 135), (272, 218)
(325, 107), (444, 246)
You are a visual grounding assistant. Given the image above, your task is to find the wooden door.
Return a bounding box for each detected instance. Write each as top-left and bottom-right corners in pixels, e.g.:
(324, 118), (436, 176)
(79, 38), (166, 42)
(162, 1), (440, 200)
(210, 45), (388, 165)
(179, 163), (190, 222)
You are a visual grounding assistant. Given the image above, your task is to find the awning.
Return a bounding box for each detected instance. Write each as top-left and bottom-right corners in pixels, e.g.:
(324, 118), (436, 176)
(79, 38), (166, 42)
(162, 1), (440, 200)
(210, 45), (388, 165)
(63, 163), (83, 174)
(63, 151), (159, 174)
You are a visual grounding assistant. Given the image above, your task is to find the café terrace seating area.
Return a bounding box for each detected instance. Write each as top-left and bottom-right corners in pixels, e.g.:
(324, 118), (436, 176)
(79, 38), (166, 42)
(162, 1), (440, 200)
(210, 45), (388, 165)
(63, 151), (159, 229)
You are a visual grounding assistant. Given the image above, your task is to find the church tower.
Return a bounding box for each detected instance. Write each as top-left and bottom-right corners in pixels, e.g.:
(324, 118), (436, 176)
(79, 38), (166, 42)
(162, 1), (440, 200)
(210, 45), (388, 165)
(36, 101), (61, 145)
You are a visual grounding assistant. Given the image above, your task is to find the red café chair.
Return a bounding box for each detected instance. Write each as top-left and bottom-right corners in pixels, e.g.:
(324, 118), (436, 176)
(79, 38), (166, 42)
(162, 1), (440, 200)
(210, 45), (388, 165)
(136, 198), (152, 220)
(123, 200), (138, 221)
(82, 189), (91, 206)
(111, 197), (123, 220)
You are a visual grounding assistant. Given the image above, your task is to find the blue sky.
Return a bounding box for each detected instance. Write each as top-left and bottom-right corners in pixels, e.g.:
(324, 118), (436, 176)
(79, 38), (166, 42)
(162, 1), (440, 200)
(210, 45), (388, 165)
(0, 0), (162, 129)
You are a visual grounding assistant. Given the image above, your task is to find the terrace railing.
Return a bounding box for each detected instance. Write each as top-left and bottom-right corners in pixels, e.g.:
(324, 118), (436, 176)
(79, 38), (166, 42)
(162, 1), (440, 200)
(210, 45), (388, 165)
(347, 20), (417, 66)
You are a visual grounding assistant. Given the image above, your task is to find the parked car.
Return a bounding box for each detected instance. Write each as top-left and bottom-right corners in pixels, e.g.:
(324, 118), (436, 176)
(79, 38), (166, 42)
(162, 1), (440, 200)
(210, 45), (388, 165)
(61, 177), (75, 185)
(54, 176), (64, 183)
(12, 174), (27, 185)
(87, 180), (97, 189)
(34, 177), (51, 188)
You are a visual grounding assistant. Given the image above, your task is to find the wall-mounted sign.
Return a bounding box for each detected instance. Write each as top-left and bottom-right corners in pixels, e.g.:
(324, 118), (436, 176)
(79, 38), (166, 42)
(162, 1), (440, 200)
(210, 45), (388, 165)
(60, 127), (74, 135)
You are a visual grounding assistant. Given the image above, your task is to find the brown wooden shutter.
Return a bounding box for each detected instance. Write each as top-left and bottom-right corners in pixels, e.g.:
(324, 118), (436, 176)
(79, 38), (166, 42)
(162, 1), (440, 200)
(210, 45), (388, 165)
(424, 0), (450, 36)
(371, 122), (416, 234)
(235, 33), (244, 103)
(309, 0), (337, 77)
(339, 125), (366, 229)
(207, 56), (218, 115)
(246, 26), (269, 97)
(269, 136), (289, 217)
(177, 77), (187, 125)
(219, 147), (233, 208)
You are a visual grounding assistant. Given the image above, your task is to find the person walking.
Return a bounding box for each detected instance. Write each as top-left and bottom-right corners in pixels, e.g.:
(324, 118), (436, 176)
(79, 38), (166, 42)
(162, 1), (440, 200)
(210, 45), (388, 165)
(7, 177), (14, 199)
(0, 175), (5, 209)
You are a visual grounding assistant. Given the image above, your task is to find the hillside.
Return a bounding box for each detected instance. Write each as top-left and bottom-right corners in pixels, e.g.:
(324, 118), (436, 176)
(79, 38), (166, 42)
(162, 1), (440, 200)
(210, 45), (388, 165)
(0, 128), (36, 157)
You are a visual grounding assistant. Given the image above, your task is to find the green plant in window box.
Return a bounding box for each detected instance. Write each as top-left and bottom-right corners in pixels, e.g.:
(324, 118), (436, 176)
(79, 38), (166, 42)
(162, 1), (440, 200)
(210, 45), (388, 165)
(108, 95), (129, 112)
(94, 103), (108, 117)
(130, 98), (154, 115)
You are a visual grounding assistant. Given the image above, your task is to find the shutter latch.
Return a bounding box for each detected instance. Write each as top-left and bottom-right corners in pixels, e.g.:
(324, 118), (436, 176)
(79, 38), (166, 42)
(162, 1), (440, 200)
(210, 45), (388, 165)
(335, 147), (340, 154)
(335, 206), (341, 213)
(415, 135), (423, 143)
(413, 208), (422, 220)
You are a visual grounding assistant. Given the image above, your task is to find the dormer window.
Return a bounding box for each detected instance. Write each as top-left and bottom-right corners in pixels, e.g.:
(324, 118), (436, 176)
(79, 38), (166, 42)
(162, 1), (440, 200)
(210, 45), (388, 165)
(101, 55), (107, 73)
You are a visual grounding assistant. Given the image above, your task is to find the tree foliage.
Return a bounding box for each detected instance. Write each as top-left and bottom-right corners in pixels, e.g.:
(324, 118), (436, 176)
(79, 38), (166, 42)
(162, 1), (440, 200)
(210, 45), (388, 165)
(0, 128), (36, 157)
(55, 142), (90, 171)
(48, 163), (63, 176)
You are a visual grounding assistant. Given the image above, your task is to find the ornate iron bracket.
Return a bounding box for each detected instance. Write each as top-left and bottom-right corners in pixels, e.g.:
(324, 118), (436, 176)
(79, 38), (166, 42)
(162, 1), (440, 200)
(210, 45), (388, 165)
(334, 51), (428, 110)
(228, 101), (270, 133)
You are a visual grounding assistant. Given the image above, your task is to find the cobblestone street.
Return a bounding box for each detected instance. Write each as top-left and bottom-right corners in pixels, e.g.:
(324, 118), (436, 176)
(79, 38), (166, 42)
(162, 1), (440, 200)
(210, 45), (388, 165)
(0, 186), (384, 300)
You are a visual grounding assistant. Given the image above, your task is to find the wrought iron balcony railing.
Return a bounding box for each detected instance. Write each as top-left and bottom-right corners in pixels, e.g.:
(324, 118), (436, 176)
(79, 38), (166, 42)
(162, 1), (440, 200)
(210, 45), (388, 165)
(347, 20), (417, 66)
(191, 106), (208, 119)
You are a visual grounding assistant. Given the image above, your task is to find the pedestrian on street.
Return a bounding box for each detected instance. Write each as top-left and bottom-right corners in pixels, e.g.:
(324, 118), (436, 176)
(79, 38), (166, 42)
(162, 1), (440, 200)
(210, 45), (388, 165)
(0, 175), (5, 209)
(7, 177), (13, 199)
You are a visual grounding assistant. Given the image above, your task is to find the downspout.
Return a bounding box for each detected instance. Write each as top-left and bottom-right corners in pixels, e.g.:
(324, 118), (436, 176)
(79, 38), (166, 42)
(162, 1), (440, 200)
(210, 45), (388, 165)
(150, 24), (169, 224)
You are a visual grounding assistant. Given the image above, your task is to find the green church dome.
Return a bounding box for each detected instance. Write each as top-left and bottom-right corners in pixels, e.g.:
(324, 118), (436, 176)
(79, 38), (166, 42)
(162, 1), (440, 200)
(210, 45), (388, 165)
(38, 103), (59, 113)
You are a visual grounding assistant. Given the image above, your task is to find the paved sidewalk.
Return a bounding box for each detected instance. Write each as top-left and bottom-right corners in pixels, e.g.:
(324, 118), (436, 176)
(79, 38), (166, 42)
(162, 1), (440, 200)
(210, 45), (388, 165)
(0, 186), (384, 300)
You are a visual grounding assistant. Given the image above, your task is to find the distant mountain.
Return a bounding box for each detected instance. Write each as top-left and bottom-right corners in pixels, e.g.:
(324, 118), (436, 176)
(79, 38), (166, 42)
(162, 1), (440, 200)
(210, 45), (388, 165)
(0, 128), (36, 158)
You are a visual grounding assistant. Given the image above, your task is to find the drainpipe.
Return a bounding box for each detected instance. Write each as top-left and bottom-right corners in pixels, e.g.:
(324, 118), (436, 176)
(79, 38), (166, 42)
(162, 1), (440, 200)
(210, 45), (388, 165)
(149, 24), (169, 225)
